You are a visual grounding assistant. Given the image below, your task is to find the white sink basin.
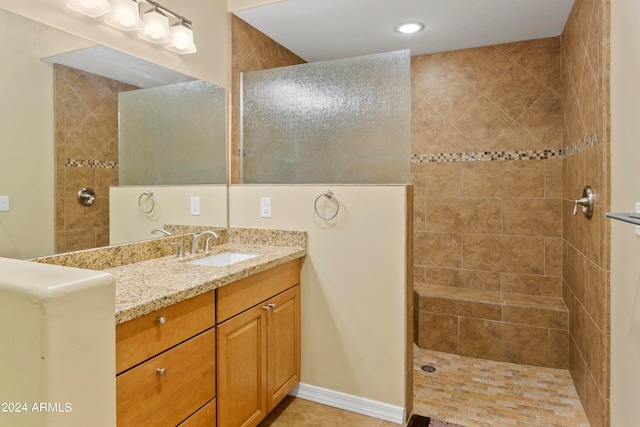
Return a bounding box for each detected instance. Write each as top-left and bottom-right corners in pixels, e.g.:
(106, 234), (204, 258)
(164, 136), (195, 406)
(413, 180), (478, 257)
(187, 252), (260, 267)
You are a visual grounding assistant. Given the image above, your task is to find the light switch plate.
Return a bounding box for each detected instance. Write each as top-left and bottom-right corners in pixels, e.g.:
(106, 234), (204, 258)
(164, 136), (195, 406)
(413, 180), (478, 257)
(260, 197), (272, 218)
(0, 196), (9, 212)
(190, 197), (201, 216)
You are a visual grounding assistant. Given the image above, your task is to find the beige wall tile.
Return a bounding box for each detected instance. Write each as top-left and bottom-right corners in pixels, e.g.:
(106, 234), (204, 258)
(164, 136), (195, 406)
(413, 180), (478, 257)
(502, 198), (562, 236)
(518, 90), (562, 148)
(412, 162), (463, 198)
(545, 237), (564, 277)
(414, 197), (426, 232)
(503, 305), (568, 329)
(462, 161), (545, 198)
(564, 242), (586, 302)
(462, 234), (545, 274)
(516, 37), (562, 89)
(425, 267), (501, 291)
(413, 265), (426, 285)
(502, 273), (562, 297)
(426, 198), (501, 234)
(502, 323), (550, 366)
(419, 296), (457, 315)
(585, 259), (606, 330)
(415, 232), (462, 268)
(457, 300), (502, 321)
(418, 312), (458, 353)
(459, 318), (503, 361)
(550, 329), (570, 369)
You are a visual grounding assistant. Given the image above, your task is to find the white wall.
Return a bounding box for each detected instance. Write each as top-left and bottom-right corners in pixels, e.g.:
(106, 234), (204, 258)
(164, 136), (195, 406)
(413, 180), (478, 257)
(229, 185), (409, 412)
(610, 0), (640, 424)
(110, 185), (228, 245)
(0, 10), (54, 259)
(0, 0), (229, 88)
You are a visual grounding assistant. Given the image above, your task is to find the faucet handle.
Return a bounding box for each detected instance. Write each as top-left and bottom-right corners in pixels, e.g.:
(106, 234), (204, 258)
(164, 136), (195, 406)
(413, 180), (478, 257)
(572, 186), (594, 219)
(170, 242), (184, 258)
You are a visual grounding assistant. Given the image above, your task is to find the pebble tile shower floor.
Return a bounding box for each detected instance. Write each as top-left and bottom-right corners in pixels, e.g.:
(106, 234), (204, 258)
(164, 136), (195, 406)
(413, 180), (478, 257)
(259, 345), (589, 426)
(412, 346), (589, 427)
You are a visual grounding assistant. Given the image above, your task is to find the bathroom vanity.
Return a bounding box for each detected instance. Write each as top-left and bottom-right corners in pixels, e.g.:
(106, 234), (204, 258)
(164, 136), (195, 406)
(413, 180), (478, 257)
(110, 241), (304, 427)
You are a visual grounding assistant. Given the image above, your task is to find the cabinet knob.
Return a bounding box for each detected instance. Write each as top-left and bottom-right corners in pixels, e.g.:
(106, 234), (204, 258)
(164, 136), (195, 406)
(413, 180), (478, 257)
(156, 316), (167, 324)
(157, 368), (167, 376)
(263, 303), (276, 310)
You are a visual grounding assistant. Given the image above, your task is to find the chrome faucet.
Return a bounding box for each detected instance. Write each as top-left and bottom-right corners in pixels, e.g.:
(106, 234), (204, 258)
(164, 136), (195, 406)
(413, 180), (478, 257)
(191, 231), (219, 254)
(151, 228), (172, 236)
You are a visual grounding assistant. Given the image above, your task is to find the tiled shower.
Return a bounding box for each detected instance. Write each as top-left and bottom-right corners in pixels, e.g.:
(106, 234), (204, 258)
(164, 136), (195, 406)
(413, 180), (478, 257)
(53, 64), (136, 253)
(412, 0), (610, 425)
(231, 2), (609, 425)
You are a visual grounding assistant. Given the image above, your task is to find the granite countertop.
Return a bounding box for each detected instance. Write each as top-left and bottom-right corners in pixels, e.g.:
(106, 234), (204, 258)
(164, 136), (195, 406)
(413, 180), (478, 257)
(109, 243), (306, 324)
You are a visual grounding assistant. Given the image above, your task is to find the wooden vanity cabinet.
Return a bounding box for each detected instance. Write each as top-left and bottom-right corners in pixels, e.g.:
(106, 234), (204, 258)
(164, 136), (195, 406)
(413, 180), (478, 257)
(115, 258), (301, 427)
(116, 291), (216, 427)
(216, 260), (301, 427)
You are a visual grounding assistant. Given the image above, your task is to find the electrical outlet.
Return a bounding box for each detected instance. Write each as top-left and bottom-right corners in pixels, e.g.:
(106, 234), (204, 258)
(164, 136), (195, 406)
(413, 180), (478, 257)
(190, 197), (201, 216)
(260, 197), (272, 218)
(0, 196), (8, 212)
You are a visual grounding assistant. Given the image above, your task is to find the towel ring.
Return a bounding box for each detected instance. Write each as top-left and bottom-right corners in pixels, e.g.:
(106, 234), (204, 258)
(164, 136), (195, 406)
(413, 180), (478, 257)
(138, 190), (155, 214)
(314, 190), (340, 220)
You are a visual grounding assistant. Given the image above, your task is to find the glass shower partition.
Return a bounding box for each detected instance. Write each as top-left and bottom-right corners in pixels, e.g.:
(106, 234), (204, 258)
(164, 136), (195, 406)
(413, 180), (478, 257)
(119, 80), (227, 185)
(241, 50), (411, 184)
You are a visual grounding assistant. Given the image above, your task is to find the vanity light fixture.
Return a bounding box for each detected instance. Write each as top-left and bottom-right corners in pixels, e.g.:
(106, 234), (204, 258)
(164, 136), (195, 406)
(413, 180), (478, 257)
(394, 21), (425, 34)
(66, 0), (197, 54)
(104, 0), (141, 31)
(66, 0), (111, 18)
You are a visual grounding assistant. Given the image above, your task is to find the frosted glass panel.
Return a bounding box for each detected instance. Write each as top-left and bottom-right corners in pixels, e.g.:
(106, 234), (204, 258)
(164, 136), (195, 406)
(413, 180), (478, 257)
(119, 80), (226, 185)
(241, 50), (411, 184)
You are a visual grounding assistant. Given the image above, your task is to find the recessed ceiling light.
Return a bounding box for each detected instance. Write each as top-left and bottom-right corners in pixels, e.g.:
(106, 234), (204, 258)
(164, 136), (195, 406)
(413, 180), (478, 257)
(394, 22), (425, 34)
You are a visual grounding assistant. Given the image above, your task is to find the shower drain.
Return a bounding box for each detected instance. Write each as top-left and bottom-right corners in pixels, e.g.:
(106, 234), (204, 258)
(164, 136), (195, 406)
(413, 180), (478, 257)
(420, 365), (436, 373)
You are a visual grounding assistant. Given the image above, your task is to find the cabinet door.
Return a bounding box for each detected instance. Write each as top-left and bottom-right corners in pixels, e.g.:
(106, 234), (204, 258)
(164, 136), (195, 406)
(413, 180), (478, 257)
(267, 285), (301, 412)
(217, 305), (267, 427)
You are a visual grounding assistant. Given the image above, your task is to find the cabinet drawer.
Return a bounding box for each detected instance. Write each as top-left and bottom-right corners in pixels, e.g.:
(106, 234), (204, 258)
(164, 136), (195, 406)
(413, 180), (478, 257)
(116, 291), (215, 374)
(217, 259), (300, 323)
(116, 328), (216, 427)
(178, 398), (216, 427)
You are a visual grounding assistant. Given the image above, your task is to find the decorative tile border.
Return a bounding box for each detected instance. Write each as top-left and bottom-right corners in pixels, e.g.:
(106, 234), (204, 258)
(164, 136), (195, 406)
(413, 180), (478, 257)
(412, 133), (600, 163)
(411, 148), (563, 163)
(65, 159), (119, 168)
(563, 132), (600, 157)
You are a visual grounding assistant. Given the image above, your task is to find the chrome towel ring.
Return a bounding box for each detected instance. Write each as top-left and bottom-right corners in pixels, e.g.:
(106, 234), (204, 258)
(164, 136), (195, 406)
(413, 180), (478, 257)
(138, 190), (155, 214)
(314, 190), (340, 220)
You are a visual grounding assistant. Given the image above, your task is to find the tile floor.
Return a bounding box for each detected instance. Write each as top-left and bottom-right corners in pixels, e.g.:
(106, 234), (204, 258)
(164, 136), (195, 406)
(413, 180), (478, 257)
(259, 346), (590, 427)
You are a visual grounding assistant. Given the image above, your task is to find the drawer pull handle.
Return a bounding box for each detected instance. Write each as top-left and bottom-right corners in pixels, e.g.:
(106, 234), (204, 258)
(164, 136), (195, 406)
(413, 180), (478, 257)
(156, 316), (167, 324)
(263, 303), (276, 310)
(157, 368), (167, 376)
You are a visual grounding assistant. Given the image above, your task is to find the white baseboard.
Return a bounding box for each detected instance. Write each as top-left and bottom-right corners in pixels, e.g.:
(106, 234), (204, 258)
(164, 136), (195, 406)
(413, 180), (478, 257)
(289, 383), (406, 425)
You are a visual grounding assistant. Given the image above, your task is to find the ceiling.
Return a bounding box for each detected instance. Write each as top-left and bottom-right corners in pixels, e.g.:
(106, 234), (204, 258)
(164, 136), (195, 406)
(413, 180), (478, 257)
(234, 0), (576, 62)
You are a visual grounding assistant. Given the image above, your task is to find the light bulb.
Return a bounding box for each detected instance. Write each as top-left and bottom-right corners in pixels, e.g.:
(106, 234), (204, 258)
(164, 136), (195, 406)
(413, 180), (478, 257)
(105, 0), (140, 30)
(138, 7), (170, 44)
(166, 22), (196, 54)
(394, 22), (425, 34)
(67, 0), (111, 17)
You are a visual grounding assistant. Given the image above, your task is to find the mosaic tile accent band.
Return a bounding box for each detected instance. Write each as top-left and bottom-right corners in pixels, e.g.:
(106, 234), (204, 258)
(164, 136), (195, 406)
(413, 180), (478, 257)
(412, 132), (599, 163)
(65, 159), (119, 169)
(563, 132), (600, 157)
(411, 148), (563, 163)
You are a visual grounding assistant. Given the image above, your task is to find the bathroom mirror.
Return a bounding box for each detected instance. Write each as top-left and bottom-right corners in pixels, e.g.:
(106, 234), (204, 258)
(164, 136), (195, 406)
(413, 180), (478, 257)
(0, 7), (228, 259)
